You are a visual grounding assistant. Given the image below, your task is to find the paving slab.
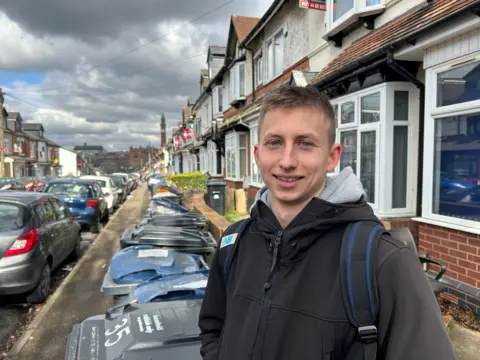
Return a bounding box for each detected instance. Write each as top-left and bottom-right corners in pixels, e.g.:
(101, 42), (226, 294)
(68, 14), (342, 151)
(449, 322), (480, 360)
(6, 186), (150, 360)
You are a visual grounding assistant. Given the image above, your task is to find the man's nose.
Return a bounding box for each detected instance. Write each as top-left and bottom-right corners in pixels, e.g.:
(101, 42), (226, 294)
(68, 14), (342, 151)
(278, 144), (297, 170)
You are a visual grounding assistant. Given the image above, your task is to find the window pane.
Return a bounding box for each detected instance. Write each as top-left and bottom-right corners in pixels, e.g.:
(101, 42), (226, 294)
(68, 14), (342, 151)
(340, 130), (357, 174)
(341, 101), (355, 124)
(361, 131), (376, 203)
(367, 0), (380, 5)
(437, 60), (480, 107)
(432, 112), (480, 221)
(240, 149), (247, 178)
(333, 104), (338, 129)
(239, 133), (247, 148)
(267, 42), (274, 79)
(333, 0), (354, 22)
(361, 93), (380, 124)
(394, 91), (409, 121)
(392, 126), (408, 208)
(274, 32), (283, 76)
(239, 63), (245, 97)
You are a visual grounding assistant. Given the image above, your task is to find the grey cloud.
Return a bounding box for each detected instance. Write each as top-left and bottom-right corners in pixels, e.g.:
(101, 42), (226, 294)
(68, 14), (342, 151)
(0, 0), (272, 151)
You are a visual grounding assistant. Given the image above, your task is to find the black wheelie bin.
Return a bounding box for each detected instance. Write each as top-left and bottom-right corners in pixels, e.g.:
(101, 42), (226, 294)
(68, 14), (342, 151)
(64, 300), (203, 360)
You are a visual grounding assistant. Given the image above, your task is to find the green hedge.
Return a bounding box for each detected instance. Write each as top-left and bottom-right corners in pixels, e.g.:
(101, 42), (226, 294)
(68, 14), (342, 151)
(165, 172), (208, 192)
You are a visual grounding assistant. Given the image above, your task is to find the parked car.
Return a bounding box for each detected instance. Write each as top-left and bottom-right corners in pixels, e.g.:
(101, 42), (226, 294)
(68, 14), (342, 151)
(112, 173), (134, 194)
(80, 175), (120, 213)
(0, 192), (82, 303)
(43, 179), (108, 233)
(0, 178), (27, 191)
(108, 175), (128, 204)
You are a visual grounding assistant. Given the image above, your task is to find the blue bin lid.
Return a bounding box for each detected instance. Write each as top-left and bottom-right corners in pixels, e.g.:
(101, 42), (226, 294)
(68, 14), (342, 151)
(149, 198), (190, 214)
(134, 271), (209, 304)
(110, 246), (203, 284)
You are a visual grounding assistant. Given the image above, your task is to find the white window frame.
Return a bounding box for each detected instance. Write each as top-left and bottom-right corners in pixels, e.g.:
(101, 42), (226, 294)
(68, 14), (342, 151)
(422, 52), (480, 230)
(254, 50), (263, 87)
(199, 147), (208, 173)
(332, 82), (418, 217)
(207, 140), (222, 177)
(326, 0), (385, 35)
(230, 62), (246, 102)
(30, 142), (35, 158)
(225, 131), (248, 181)
(266, 28), (284, 81)
(249, 121), (264, 187)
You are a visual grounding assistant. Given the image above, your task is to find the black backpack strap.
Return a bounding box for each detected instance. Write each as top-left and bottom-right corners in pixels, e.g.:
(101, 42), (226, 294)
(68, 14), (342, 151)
(340, 221), (386, 360)
(221, 218), (252, 287)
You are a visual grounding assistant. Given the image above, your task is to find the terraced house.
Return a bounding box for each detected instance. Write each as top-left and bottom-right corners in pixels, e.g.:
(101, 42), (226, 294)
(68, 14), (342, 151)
(169, 0), (480, 314)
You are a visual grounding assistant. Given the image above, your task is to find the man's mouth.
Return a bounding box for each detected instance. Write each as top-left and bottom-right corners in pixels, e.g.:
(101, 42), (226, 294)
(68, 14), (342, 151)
(273, 175), (303, 182)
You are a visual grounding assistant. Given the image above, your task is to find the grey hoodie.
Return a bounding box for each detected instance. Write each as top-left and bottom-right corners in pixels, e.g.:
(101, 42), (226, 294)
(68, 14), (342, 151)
(250, 166), (366, 213)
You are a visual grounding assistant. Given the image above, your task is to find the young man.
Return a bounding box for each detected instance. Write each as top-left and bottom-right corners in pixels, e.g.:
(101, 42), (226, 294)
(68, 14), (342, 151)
(198, 86), (456, 360)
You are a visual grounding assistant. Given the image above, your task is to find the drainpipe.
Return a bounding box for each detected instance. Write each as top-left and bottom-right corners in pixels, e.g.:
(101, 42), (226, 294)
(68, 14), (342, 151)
(386, 50), (425, 217)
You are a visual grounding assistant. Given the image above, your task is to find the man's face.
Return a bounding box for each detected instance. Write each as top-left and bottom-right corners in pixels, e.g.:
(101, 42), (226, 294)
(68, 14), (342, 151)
(254, 107), (342, 207)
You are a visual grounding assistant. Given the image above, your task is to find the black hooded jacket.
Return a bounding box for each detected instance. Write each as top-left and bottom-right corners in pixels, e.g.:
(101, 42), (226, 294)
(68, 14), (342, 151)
(198, 181), (455, 360)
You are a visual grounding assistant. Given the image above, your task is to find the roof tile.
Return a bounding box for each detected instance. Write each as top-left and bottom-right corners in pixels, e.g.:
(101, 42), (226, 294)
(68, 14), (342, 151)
(232, 15), (260, 43)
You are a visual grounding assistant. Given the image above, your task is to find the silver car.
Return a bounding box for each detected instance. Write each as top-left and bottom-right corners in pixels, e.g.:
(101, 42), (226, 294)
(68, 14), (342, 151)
(0, 192), (82, 303)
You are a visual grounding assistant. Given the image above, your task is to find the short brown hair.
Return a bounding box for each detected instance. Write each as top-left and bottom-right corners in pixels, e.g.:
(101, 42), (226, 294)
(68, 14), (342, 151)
(258, 85), (336, 147)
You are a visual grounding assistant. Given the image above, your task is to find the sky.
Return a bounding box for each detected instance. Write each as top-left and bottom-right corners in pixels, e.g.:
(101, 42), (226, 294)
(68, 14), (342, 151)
(0, 0), (274, 151)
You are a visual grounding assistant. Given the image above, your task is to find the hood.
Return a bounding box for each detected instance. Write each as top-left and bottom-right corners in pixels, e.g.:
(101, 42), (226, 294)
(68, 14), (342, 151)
(248, 167), (378, 260)
(249, 167), (366, 214)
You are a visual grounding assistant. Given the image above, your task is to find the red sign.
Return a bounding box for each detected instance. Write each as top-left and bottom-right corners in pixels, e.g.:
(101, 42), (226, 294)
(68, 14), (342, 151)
(299, 0), (326, 11)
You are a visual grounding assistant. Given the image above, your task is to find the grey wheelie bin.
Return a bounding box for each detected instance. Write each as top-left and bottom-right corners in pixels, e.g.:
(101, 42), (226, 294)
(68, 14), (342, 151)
(136, 212), (208, 230)
(119, 224), (217, 257)
(64, 300), (203, 360)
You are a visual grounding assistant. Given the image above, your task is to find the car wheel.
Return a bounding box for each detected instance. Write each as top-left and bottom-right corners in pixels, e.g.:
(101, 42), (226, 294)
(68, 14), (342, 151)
(69, 232), (82, 261)
(26, 263), (51, 304)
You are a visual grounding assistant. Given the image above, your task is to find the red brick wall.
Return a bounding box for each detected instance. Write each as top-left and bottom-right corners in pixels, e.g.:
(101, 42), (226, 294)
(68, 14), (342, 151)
(226, 180), (243, 190)
(418, 223), (480, 288)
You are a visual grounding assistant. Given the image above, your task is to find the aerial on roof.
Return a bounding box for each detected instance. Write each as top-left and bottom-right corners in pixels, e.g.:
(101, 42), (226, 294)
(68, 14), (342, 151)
(231, 15), (260, 43)
(312, 0), (479, 85)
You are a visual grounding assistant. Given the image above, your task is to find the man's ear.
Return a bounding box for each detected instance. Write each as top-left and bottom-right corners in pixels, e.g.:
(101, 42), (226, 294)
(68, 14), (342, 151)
(327, 143), (342, 173)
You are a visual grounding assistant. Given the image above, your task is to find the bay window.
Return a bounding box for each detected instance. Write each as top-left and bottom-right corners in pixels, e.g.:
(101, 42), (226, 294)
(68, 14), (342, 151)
(225, 132), (248, 181)
(423, 54), (480, 228)
(333, 82), (418, 217)
(250, 124), (263, 186)
(326, 0), (385, 34)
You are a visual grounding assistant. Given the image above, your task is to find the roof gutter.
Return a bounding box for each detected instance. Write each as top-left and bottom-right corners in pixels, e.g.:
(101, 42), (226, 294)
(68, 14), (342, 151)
(242, 0), (285, 46)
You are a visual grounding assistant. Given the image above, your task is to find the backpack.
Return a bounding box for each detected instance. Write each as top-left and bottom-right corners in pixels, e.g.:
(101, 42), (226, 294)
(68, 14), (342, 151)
(219, 218), (386, 360)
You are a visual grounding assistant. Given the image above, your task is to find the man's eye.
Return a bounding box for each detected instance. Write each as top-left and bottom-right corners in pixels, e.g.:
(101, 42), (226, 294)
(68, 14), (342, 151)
(299, 141), (313, 147)
(266, 140), (281, 146)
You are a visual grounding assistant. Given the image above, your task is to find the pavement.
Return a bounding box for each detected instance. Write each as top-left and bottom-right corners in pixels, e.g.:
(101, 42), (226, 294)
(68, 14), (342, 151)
(449, 322), (480, 360)
(6, 185), (150, 360)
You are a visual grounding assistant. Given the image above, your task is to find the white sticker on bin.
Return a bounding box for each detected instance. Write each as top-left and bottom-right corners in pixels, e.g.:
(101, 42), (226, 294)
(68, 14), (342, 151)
(138, 249), (169, 258)
(173, 280), (208, 289)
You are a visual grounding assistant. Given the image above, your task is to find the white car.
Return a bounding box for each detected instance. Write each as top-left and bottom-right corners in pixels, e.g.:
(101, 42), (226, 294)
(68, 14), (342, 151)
(80, 175), (120, 213)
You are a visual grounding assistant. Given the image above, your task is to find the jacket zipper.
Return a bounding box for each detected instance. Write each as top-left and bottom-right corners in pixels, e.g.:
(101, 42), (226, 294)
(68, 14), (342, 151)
(251, 230), (283, 360)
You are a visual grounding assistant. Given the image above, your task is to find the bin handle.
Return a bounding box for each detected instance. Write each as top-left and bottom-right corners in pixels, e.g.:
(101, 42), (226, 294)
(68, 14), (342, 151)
(106, 299), (138, 320)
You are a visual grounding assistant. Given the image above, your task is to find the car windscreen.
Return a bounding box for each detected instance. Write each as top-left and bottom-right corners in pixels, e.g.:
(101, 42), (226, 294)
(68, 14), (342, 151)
(109, 176), (124, 187)
(0, 202), (30, 231)
(45, 183), (92, 198)
(93, 180), (107, 187)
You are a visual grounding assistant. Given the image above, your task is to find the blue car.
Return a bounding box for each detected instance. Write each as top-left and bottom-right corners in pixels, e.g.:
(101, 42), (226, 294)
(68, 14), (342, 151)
(43, 179), (108, 233)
